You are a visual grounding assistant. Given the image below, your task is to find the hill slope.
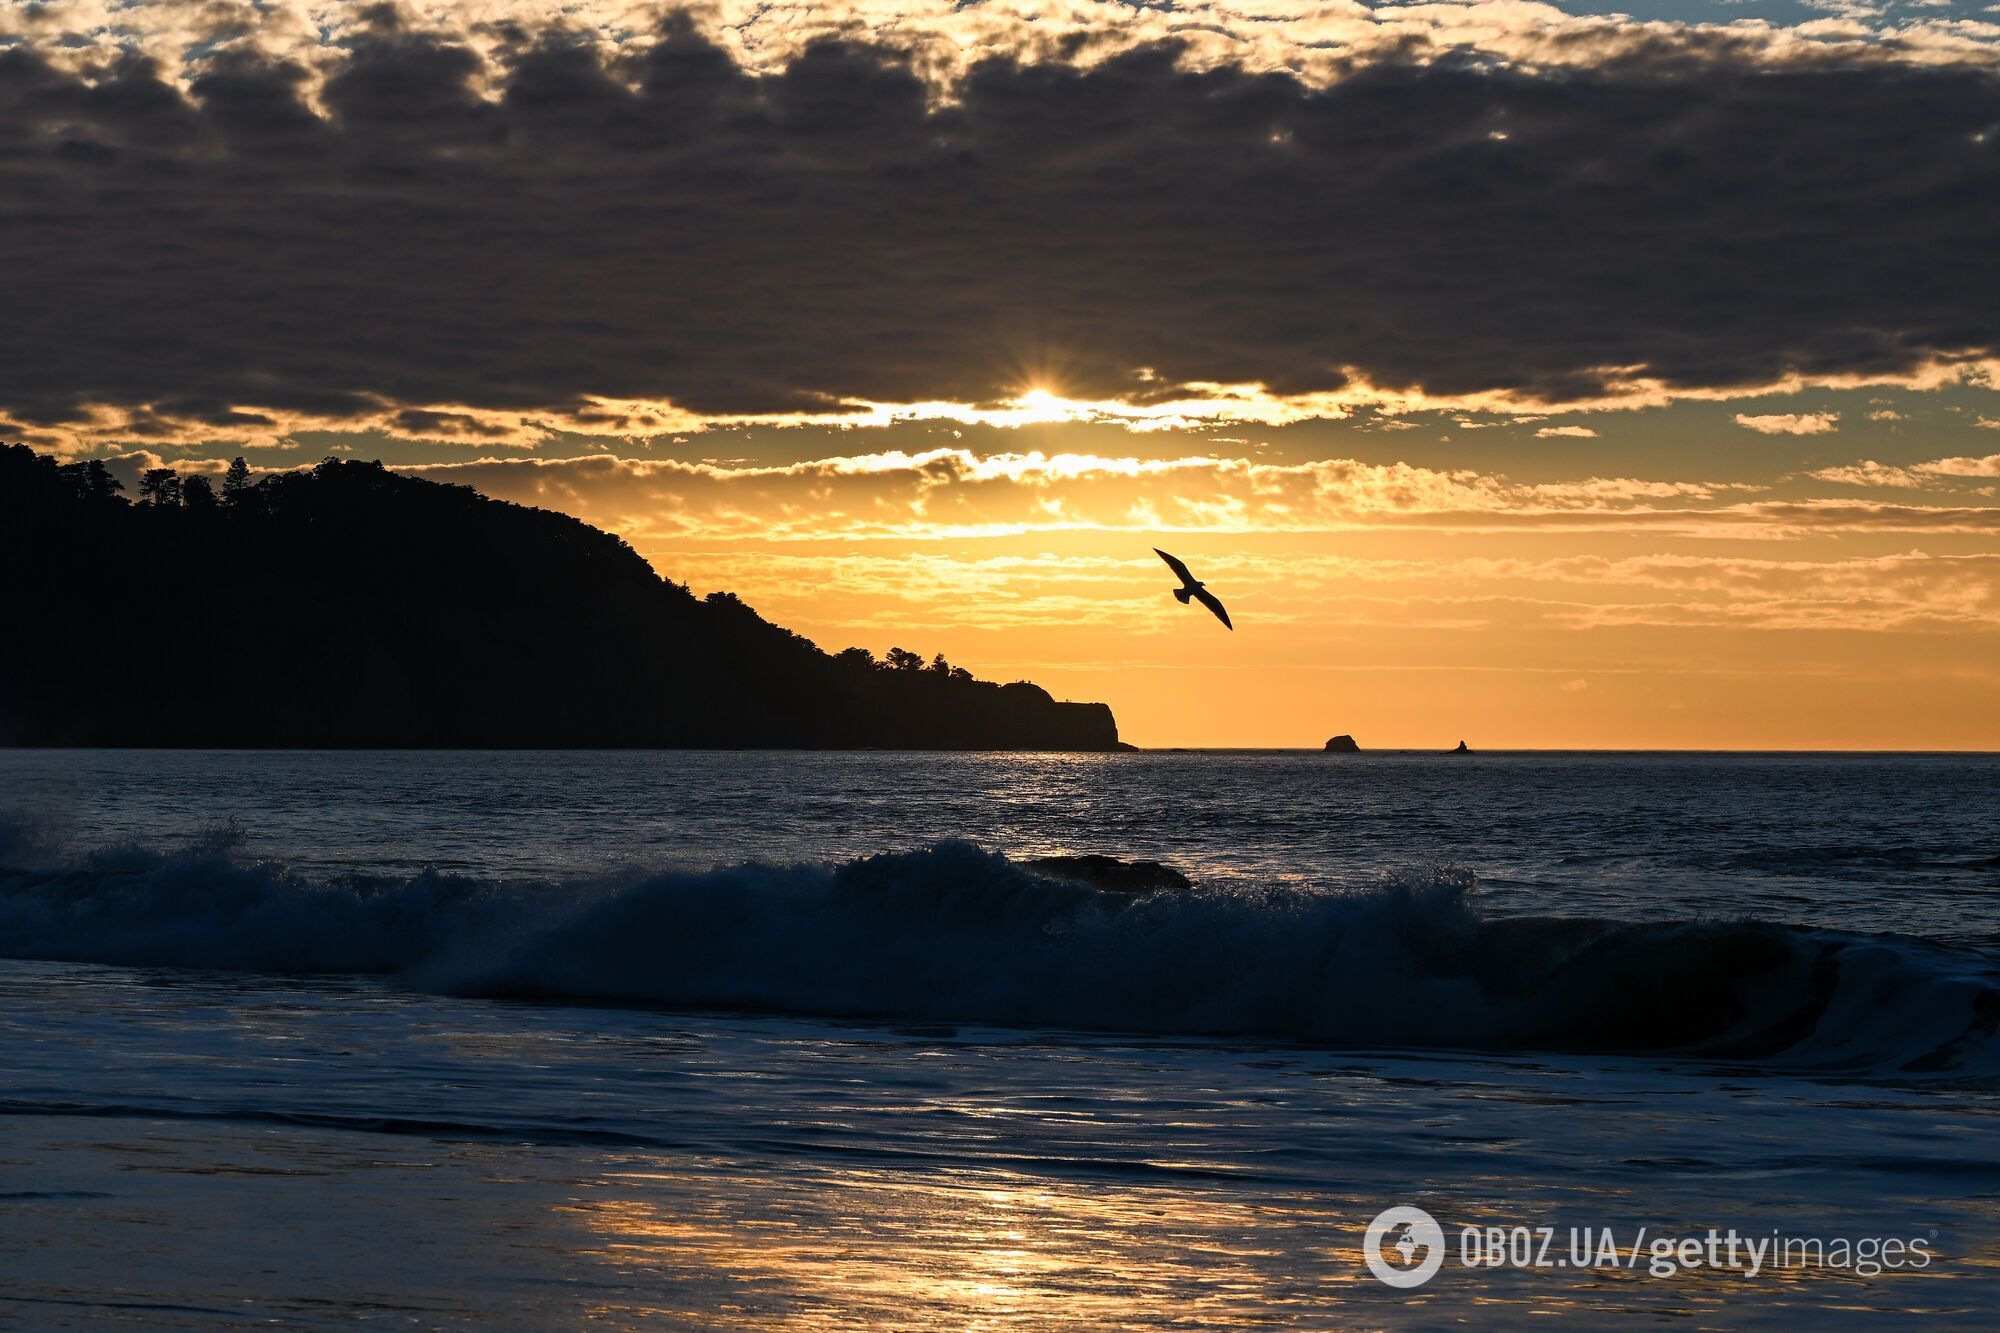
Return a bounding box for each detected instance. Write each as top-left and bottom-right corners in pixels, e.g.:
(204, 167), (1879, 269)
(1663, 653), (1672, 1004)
(0, 447), (1121, 750)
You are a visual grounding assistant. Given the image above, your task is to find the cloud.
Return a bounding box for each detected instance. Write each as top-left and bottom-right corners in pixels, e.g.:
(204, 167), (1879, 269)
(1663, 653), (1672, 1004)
(1730, 500), (2000, 533)
(1918, 452), (2000, 478)
(1344, 548), (2000, 633)
(379, 447), (2000, 541)
(1809, 459), (1924, 486)
(1536, 426), (1599, 438)
(1508, 551), (2000, 631)
(0, 19), (1997, 445)
(10, 0), (1997, 97)
(1736, 412), (1841, 435)
(1811, 451), (2000, 486)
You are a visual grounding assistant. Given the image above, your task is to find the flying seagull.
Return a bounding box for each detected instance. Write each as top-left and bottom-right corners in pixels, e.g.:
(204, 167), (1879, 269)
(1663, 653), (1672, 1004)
(1154, 548), (1232, 630)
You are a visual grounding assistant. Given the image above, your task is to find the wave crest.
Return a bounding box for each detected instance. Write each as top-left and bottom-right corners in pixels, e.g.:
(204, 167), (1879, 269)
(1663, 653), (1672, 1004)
(2, 835), (1995, 1076)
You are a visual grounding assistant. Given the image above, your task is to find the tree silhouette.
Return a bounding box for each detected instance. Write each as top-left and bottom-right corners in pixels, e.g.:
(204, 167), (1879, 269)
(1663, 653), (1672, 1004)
(65, 459), (124, 505)
(138, 468), (182, 507)
(182, 474), (218, 511)
(222, 457), (252, 505)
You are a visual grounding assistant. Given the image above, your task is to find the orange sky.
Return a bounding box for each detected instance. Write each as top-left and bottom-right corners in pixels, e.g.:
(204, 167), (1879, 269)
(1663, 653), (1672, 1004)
(299, 386), (2000, 750)
(62, 378), (2000, 750)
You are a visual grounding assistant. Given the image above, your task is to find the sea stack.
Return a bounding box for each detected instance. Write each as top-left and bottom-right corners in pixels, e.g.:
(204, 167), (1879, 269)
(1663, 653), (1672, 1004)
(1325, 735), (1361, 753)
(1453, 740), (1471, 754)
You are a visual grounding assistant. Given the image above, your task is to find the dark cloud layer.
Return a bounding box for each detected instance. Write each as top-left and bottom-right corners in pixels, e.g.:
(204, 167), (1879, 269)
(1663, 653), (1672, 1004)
(3, 22), (1997, 431)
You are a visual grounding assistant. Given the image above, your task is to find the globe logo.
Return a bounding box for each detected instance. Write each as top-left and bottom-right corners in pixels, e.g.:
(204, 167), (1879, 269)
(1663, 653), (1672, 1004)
(1364, 1206), (1446, 1288)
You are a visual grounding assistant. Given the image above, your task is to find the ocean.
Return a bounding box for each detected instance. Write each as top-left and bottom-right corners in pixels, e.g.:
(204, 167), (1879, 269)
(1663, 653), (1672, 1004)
(2, 749), (1996, 1327)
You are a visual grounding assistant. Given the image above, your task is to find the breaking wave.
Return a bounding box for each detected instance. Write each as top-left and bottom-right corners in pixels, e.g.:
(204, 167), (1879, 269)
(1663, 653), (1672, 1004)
(2, 830), (1996, 1077)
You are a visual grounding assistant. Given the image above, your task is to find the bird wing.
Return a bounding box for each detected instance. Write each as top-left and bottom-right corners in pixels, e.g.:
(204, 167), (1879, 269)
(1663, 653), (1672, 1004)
(1193, 587), (1233, 630)
(1153, 547), (1195, 586)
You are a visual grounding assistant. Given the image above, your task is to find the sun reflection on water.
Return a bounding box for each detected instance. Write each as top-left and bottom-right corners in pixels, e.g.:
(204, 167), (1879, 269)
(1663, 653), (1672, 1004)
(546, 1149), (1972, 1328)
(556, 1162), (1344, 1328)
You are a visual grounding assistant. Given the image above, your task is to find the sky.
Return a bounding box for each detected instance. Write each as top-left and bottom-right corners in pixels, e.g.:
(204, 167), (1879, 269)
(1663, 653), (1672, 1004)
(4, 0), (1998, 747)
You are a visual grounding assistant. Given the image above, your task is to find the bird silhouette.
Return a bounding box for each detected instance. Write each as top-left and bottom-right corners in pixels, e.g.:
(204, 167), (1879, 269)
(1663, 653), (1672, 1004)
(1154, 548), (1232, 630)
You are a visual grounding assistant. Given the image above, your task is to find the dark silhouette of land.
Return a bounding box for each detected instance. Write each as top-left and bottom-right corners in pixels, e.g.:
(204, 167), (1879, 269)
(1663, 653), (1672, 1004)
(0, 447), (1123, 750)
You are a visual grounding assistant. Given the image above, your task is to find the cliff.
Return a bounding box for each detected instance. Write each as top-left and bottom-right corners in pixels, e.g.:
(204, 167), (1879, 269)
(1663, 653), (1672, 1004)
(0, 447), (1122, 750)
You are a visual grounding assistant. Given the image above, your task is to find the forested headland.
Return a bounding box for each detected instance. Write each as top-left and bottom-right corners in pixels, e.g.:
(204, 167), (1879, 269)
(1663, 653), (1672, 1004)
(0, 446), (1122, 750)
